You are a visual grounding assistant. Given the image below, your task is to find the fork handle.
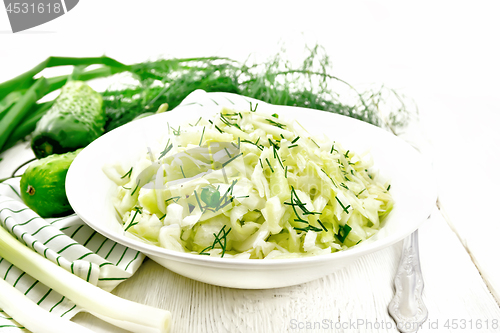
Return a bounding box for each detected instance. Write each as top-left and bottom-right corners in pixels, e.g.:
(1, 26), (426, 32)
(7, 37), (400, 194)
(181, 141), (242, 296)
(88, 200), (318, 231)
(388, 230), (428, 333)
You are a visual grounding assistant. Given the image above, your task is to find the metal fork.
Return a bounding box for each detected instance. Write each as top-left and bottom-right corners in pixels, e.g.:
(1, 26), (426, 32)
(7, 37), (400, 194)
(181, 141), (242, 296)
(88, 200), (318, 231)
(388, 230), (428, 333)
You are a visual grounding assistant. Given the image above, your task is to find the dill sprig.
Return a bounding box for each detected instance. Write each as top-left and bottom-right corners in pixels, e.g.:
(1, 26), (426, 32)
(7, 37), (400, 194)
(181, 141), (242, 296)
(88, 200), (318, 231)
(101, 45), (413, 132)
(120, 167), (133, 179)
(158, 139), (172, 159)
(199, 225), (232, 257)
(124, 207), (142, 232)
(336, 224), (352, 243)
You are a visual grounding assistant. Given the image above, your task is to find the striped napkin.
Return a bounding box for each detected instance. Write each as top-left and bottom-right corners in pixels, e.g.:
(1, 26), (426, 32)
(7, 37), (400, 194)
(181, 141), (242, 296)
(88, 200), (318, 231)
(0, 178), (145, 332)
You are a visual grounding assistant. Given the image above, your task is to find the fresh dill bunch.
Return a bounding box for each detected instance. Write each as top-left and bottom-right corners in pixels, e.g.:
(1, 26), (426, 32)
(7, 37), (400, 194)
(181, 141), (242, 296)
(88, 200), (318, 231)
(102, 45), (413, 132)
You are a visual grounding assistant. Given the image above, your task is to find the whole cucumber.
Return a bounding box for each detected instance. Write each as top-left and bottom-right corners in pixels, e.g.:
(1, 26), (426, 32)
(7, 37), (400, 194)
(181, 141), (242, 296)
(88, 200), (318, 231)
(31, 81), (104, 158)
(20, 149), (81, 218)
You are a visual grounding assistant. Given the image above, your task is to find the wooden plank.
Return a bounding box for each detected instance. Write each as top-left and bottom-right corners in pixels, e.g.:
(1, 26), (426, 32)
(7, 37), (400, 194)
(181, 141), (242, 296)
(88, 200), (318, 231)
(72, 206), (500, 332)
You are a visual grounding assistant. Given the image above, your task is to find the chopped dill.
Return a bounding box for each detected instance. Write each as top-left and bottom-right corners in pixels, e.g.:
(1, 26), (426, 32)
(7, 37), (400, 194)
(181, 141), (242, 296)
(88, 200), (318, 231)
(222, 152), (243, 168)
(125, 207), (142, 231)
(336, 224), (352, 243)
(120, 167), (133, 179)
(180, 165), (186, 178)
(311, 139), (320, 148)
(158, 139), (173, 159)
(321, 168), (338, 188)
(266, 118), (286, 129)
(171, 125), (181, 136)
(199, 225), (232, 257)
(131, 180), (140, 196)
(291, 136), (300, 144)
(387, 184), (391, 191)
(317, 219), (328, 232)
(199, 126), (206, 146)
(335, 196), (350, 214)
(165, 196), (181, 204)
(268, 138), (279, 150)
(356, 188), (367, 197)
(242, 139), (264, 151)
(249, 102), (258, 112)
(287, 144), (298, 149)
(265, 158), (274, 173)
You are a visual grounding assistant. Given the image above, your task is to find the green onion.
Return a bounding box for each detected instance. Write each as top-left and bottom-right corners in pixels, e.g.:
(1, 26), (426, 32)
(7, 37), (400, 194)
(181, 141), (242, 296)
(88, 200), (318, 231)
(0, 225), (172, 332)
(0, 78), (48, 151)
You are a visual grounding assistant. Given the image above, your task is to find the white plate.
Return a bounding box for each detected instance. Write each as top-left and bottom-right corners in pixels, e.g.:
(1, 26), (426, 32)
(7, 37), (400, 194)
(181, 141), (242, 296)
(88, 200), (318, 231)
(66, 90), (436, 289)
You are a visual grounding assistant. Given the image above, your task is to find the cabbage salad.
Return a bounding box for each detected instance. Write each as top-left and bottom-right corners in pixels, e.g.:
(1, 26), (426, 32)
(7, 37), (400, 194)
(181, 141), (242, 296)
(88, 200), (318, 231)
(103, 107), (393, 259)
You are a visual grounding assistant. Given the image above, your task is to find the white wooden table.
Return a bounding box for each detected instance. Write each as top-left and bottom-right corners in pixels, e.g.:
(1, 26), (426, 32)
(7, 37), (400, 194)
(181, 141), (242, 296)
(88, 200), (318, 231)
(1, 1), (499, 332)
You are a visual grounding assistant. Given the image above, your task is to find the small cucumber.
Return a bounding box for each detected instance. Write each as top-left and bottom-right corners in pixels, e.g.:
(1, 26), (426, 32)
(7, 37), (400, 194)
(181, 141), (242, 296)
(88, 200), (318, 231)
(31, 81), (104, 159)
(20, 149), (81, 218)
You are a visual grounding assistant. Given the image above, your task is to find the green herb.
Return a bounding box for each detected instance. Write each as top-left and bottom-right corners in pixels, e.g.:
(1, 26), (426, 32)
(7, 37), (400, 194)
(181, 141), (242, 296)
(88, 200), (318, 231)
(387, 184), (391, 191)
(241, 139), (264, 151)
(266, 118), (286, 129)
(268, 138), (279, 150)
(131, 180), (140, 196)
(189, 116), (202, 127)
(287, 144), (298, 149)
(330, 144), (338, 154)
(317, 219), (328, 232)
(335, 196), (350, 214)
(0, 45), (412, 155)
(249, 102), (258, 112)
(120, 167), (133, 179)
(336, 224), (352, 243)
(293, 225), (323, 233)
(199, 225), (232, 257)
(265, 158), (274, 173)
(221, 152), (243, 168)
(321, 168), (338, 188)
(340, 183), (349, 190)
(199, 126), (206, 146)
(356, 188), (366, 197)
(158, 139), (173, 159)
(170, 125), (181, 136)
(180, 165), (186, 178)
(285, 165), (288, 178)
(311, 139), (320, 148)
(291, 136), (300, 144)
(124, 207), (142, 231)
(165, 196), (181, 204)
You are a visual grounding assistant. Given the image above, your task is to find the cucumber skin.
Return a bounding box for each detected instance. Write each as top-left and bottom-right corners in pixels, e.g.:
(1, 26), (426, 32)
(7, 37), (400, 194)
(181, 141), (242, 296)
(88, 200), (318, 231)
(20, 150), (81, 218)
(31, 81), (104, 159)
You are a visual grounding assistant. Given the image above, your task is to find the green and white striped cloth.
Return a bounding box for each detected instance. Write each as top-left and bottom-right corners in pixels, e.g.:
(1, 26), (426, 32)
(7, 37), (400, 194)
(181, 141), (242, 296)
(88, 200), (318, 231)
(0, 178), (145, 332)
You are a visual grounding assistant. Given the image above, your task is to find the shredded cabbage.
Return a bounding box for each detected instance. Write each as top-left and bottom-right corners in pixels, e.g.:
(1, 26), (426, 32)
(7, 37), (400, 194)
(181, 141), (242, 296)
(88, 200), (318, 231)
(104, 107), (393, 259)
